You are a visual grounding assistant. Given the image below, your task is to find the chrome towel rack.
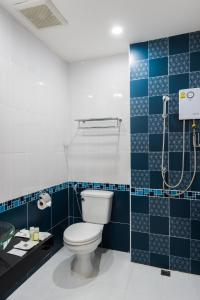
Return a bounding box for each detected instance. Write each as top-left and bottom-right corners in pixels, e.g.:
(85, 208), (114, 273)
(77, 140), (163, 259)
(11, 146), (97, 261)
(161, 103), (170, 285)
(75, 118), (122, 129)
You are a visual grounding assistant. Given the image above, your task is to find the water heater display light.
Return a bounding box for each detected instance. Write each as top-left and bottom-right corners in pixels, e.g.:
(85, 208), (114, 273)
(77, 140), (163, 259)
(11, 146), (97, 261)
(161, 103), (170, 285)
(179, 88), (200, 120)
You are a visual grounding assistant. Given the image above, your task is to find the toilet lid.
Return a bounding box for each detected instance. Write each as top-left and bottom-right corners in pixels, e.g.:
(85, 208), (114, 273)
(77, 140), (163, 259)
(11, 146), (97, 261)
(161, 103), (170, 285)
(64, 222), (103, 245)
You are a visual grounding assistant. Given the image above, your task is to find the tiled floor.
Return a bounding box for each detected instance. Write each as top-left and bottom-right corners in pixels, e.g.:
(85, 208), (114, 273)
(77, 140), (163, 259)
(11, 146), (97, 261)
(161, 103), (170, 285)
(8, 247), (200, 300)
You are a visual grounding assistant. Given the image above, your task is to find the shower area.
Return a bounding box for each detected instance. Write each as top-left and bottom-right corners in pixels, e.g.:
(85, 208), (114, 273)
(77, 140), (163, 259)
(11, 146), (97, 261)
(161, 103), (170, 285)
(130, 31), (200, 274)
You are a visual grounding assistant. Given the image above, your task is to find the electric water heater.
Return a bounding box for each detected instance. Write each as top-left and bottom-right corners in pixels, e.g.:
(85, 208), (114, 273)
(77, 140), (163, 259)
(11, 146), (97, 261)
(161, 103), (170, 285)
(179, 88), (200, 120)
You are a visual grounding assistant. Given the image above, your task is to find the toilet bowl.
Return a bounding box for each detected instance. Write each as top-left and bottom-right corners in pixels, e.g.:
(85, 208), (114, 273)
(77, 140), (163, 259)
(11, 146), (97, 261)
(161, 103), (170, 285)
(64, 222), (103, 277)
(63, 189), (113, 278)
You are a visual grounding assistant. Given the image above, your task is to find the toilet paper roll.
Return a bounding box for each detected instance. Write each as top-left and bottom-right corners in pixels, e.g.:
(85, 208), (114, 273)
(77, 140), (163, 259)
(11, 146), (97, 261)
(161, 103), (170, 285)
(37, 193), (52, 210)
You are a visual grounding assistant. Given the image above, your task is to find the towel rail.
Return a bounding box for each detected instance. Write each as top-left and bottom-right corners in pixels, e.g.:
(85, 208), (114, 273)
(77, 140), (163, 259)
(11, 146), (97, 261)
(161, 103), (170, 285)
(75, 118), (122, 129)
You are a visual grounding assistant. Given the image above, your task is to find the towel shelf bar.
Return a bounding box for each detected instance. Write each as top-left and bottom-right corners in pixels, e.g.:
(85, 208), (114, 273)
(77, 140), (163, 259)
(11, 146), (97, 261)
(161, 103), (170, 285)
(75, 118), (122, 129)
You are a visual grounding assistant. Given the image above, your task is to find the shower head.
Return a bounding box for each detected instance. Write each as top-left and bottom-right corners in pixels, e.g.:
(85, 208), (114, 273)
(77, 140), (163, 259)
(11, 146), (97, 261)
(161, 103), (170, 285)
(162, 95), (170, 119)
(163, 95), (170, 102)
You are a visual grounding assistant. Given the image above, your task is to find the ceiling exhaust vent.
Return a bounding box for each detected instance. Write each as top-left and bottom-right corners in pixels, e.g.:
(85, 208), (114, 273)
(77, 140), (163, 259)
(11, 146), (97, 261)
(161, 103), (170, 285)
(14, 0), (67, 29)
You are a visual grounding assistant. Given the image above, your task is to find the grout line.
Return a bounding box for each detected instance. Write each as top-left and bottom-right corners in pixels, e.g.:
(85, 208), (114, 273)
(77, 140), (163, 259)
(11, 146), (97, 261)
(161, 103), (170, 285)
(51, 197), (53, 230)
(26, 203), (28, 230)
(50, 216), (69, 230)
(110, 221), (130, 225)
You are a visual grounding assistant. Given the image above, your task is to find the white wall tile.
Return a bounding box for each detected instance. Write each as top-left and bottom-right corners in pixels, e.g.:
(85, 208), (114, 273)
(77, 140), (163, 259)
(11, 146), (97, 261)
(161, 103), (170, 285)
(68, 54), (130, 184)
(0, 6), (130, 203)
(0, 6), (70, 203)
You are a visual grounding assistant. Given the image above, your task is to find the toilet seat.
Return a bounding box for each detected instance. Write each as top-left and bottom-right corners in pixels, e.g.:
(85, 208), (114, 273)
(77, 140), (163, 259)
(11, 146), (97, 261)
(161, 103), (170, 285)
(64, 222), (103, 246)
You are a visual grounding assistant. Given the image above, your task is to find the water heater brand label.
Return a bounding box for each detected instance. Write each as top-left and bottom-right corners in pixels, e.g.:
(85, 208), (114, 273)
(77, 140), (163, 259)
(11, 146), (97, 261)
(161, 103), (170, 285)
(179, 88), (200, 120)
(180, 91), (186, 99)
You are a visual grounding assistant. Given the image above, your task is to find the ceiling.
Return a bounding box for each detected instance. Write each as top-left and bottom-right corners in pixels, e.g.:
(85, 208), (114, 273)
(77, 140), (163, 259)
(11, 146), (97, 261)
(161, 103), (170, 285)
(0, 0), (200, 62)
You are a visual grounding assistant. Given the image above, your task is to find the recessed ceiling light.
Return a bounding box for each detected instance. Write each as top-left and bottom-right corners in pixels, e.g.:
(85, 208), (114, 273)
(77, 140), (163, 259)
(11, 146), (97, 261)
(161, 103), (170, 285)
(111, 26), (123, 36)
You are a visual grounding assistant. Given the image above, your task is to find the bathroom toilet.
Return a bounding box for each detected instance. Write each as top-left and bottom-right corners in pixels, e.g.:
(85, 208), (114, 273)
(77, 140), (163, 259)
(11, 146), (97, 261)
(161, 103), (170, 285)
(63, 189), (113, 278)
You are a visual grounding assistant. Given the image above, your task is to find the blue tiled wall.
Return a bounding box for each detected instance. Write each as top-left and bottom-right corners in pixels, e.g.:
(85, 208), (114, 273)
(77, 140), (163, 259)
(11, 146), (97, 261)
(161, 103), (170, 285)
(130, 31), (200, 274)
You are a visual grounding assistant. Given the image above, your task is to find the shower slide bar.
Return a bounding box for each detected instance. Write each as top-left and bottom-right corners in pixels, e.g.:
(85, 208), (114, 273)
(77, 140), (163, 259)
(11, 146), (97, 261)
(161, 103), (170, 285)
(75, 118), (122, 129)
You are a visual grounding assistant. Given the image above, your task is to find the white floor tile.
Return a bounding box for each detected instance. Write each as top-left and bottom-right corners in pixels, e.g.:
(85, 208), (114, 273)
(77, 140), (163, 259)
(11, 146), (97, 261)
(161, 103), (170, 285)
(8, 248), (200, 300)
(124, 263), (165, 300)
(161, 272), (200, 300)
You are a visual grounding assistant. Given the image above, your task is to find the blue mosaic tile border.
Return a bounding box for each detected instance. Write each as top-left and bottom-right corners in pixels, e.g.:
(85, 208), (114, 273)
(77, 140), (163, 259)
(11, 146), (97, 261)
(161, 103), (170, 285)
(0, 182), (130, 214)
(131, 187), (200, 200)
(0, 182), (69, 214)
(69, 181), (130, 192)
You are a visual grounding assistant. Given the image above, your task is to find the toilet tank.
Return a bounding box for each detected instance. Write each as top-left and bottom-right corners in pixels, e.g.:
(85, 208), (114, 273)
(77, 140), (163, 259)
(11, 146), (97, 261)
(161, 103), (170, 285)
(80, 189), (114, 224)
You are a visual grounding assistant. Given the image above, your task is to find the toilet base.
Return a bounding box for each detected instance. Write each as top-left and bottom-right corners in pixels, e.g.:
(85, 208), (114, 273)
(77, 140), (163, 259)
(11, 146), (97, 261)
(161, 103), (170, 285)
(71, 252), (97, 278)
(64, 235), (102, 278)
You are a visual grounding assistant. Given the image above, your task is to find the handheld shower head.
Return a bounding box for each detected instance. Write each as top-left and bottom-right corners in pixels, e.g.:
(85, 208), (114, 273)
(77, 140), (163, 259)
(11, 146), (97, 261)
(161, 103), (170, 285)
(163, 95), (170, 102)
(162, 95), (170, 119)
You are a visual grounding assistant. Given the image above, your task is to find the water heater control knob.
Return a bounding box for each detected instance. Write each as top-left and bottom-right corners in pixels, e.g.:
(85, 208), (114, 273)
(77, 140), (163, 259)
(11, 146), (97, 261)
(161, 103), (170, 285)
(187, 91), (194, 99)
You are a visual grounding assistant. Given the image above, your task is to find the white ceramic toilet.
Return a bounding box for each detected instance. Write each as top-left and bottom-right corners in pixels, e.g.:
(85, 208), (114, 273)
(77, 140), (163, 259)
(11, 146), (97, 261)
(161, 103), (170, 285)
(63, 189), (113, 277)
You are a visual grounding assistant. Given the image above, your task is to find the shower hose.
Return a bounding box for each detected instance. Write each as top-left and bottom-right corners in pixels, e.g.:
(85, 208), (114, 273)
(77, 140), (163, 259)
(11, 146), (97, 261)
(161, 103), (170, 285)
(161, 96), (197, 196)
